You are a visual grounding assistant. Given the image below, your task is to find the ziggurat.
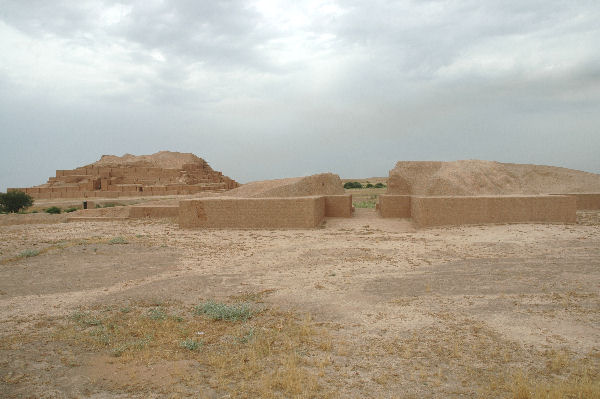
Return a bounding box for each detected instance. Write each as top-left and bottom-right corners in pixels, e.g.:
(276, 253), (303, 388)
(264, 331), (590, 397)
(9, 152), (239, 199)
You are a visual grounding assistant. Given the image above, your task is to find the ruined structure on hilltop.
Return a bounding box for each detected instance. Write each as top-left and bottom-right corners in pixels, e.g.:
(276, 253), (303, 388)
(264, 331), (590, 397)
(9, 151), (239, 199)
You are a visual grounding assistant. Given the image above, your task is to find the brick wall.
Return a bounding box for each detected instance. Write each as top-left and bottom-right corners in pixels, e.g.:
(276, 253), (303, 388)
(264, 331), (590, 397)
(129, 205), (179, 219)
(556, 193), (600, 210)
(378, 195), (411, 218)
(411, 195), (576, 228)
(179, 196), (326, 228)
(324, 195), (353, 217)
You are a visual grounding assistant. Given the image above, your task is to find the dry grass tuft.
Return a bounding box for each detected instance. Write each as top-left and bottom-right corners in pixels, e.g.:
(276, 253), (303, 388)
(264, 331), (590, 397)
(508, 367), (600, 399)
(53, 301), (335, 398)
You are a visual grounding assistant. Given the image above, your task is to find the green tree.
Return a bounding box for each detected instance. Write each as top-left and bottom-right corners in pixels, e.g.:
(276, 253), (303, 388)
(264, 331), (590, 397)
(344, 182), (363, 189)
(0, 191), (34, 213)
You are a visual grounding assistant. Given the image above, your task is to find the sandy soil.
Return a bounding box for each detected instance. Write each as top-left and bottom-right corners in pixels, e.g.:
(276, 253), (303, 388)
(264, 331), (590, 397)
(1, 209), (598, 398)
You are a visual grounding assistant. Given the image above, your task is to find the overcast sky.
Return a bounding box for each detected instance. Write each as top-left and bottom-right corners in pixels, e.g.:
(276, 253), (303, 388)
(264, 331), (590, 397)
(1, 0), (599, 190)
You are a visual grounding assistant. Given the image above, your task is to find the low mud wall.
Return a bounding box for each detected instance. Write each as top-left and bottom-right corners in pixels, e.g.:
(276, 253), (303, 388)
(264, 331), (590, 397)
(560, 193), (600, 210)
(324, 195), (353, 217)
(129, 206), (179, 219)
(179, 196), (326, 229)
(0, 213), (68, 226)
(411, 195), (576, 228)
(378, 195), (411, 218)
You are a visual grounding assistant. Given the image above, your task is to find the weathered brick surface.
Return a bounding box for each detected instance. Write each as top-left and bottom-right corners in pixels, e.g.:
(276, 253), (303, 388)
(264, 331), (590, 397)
(378, 195), (411, 218)
(411, 195), (576, 228)
(555, 193), (600, 210)
(179, 196), (326, 229)
(324, 195), (353, 217)
(129, 205), (179, 219)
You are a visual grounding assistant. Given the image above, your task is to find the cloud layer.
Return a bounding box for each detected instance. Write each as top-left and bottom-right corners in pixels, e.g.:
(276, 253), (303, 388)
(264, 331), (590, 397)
(1, 0), (599, 189)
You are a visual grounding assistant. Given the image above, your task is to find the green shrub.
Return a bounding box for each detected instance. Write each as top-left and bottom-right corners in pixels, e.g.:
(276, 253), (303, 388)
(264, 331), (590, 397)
(354, 200), (377, 209)
(45, 206), (61, 214)
(18, 249), (40, 258)
(64, 207), (78, 213)
(70, 311), (102, 327)
(147, 307), (167, 320)
(374, 182), (386, 188)
(109, 236), (128, 245)
(343, 182), (363, 189)
(366, 183), (374, 188)
(180, 338), (202, 351)
(0, 191), (34, 213)
(195, 301), (252, 321)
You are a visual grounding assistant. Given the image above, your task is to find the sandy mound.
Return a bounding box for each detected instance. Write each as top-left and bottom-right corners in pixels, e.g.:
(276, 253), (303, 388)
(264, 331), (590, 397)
(226, 173), (345, 198)
(92, 151), (210, 170)
(388, 160), (600, 195)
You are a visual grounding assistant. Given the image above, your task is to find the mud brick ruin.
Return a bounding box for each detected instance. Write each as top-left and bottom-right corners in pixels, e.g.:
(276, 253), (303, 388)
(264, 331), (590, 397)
(378, 160), (600, 227)
(8, 154), (600, 229)
(9, 152), (239, 199)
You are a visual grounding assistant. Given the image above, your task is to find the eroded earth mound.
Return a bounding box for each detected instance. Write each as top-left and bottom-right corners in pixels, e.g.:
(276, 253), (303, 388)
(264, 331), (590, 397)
(388, 160), (600, 195)
(93, 151), (207, 170)
(226, 173), (345, 198)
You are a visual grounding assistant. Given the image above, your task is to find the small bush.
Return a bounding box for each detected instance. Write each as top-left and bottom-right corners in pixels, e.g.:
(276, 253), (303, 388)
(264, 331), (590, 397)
(109, 236), (127, 245)
(70, 311), (102, 327)
(147, 307), (167, 320)
(45, 206), (61, 214)
(366, 183), (374, 188)
(18, 249), (40, 258)
(0, 191), (34, 213)
(180, 338), (202, 351)
(195, 301), (252, 321)
(239, 328), (255, 343)
(343, 182), (363, 189)
(64, 207), (78, 213)
(374, 182), (386, 188)
(354, 200), (377, 209)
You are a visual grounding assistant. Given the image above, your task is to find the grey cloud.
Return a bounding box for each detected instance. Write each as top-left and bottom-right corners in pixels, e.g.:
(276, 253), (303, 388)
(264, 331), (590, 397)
(333, 0), (600, 78)
(0, 0), (599, 192)
(0, 0), (95, 36)
(1, 0), (281, 73)
(114, 1), (275, 70)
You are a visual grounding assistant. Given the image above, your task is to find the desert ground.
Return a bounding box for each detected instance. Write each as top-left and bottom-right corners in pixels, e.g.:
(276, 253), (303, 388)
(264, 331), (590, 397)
(1, 197), (599, 398)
